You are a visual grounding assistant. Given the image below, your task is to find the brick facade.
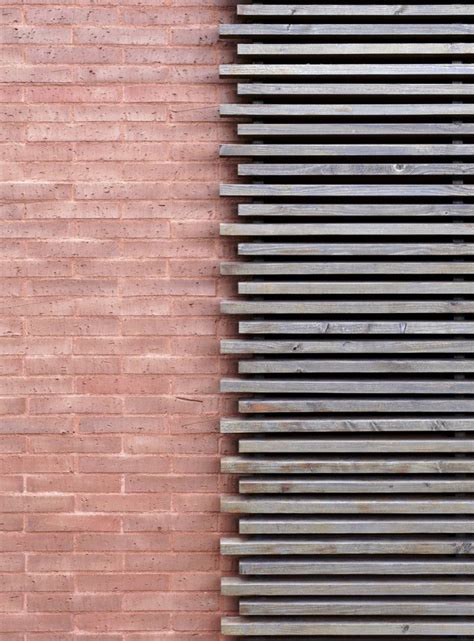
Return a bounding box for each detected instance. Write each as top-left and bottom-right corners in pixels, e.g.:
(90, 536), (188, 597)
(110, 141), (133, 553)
(0, 2), (237, 638)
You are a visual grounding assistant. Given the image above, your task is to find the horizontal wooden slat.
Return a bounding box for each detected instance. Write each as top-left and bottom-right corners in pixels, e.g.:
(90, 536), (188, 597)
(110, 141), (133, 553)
(238, 5), (474, 17)
(223, 456), (474, 474)
(223, 301), (474, 315)
(236, 203), (474, 217)
(239, 518), (474, 535)
(223, 222), (474, 236)
(240, 597), (474, 616)
(238, 438), (474, 454)
(238, 322), (474, 335)
(238, 82), (474, 95)
(236, 43), (474, 58)
(223, 64), (474, 78)
(220, 23), (474, 37)
(223, 537), (474, 556)
(239, 559), (474, 575)
(238, 123), (474, 137)
(239, 477), (474, 494)
(222, 576), (474, 596)
(239, 281), (474, 295)
(239, 398), (474, 413)
(238, 164), (474, 177)
(239, 359), (474, 374)
(223, 184), (474, 197)
(223, 496), (474, 514)
(221, 417), (474, 433)
(223, 263), (474, 276)
(222, 339), (474, 354)
(221, 143), (474, 156)
(222, 617), (474, 635)
(238, 243), (474, 256)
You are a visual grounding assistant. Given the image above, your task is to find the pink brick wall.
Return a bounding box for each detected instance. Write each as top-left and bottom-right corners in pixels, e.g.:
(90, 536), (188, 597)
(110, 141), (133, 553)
(0, 2), (238, 639)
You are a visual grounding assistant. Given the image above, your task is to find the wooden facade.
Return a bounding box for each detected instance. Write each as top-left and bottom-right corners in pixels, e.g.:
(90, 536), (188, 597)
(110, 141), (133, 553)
(219, 3), (474, 637)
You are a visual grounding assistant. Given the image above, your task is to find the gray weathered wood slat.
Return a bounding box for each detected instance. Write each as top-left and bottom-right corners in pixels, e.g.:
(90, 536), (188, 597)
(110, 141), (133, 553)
(223, 222), (474, 236)
(239, 398), (474, 413)
(222, 576), (474, 596)
(223, 263), (474, 276)
(237, 163), (474, 177)
(221, 417), (474, 433)
(240, 598), (474, 616)
(223, 64), (474, 78)
(239, 359), (474, 374)
(224, 379), (474, 395)
(237, 438), (474, 453)
(220, 23), (474, 36)
(238, 82), (474, 95)
(238, 281), (474, 295)
(223, 456), (474, 474)
(236, 43), (474, 58)
(221, 617), (474, 635)
(223, 496), (474, 514)
(239, 559), (474, 575)
(223, 537), (474, 556)
(237, 203), (474, 217)
(223, 184), (474, 197)
(222, 339), (474, 354)
(239, 478), (474, 494)
(238, 5), (474, 17)
(238, 321), (474, 335)
(223, 302), (474, 316)
(224, 102), (474, 117)
(238, 122), (474, 136)
(239, 517), (474, 535)
(221, 143), (474, 156)
(237, 243), (474, 256)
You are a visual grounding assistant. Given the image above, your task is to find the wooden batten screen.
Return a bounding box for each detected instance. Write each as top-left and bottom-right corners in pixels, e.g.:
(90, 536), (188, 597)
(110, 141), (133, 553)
(218, 3), (474, 639)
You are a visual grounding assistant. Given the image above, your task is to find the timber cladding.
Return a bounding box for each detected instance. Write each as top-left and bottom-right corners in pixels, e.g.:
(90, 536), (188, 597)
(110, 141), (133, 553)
(218, 2), (474, 638)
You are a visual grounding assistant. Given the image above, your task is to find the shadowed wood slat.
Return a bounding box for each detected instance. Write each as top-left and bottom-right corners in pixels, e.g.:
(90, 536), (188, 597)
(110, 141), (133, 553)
(238, 281), (474, 295)
(239, 359), (474, 374)
(221, 143), (474, 156)
(223, 301), (474, 315)
(222, 64), (474, 78)
(238, 322), (474, 335)
(240, 598), (474, 616)
(237, 438), (474, 453)
(223, 222), (474, 236)
(236, 44), (474, 58)
(239, 518), (474, 534)
(222, 339), (474, 354)
(222, 576), (474, 596)
(222, 496), (474, 514)
(223, 537), (474, 556)
(221, 617), (474, 635)
(238, 5), (474, 17)
(239, 398), (474, 413)
(238, 82), (474, 95)
(239, 559), (474, 575)
(237, 243), (474, 256)
(239, 477), (474, 493)
(237, 163), (474, 177)
(220, 23), (474, 37)
(223, 456), (474, 474)
(223, 184), (474, 197)
(221, 417), (474, 433)
(223, 263), (474, 276)
(236, 203), (474, 217)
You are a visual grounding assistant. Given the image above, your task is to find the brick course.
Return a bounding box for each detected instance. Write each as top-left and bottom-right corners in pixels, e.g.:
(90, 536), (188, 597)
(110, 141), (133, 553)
(0, 1), (237, 638)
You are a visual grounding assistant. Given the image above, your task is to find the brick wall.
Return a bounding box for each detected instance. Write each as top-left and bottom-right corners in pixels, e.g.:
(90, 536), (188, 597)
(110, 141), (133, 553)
(0, 2), (237, 639)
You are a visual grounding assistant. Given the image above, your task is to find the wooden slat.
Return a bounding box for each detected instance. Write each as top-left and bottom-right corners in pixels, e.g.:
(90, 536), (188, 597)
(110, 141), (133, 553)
(239, 398), (474, 414)
(223, 184), (474, 197)
(222, 576), (474, 596)
(223, 222), (474, 235)
(221, 617), (474, 635)
(240, 597), (474, 616)
(223, 456), (474, 474)
(237, 438), (474, 454)
(221, 417), (474, 433)
(223, 496), (474, 514)
(237, 5), (474, 17)
(239, 477), (474, 494)
(223, 301), (474, 315)
(239, 359), (474, 374)
(221, 143), (474, 156)
(238, 322), (474, 335)
(220, 23), (474, 37)
(236, 203), (474, 217)
(222, 339), (474, 354)
(239, 559), (474, 575)
(223, 263), (474, 276)
(223, 64), (474, 78)
(237, 243), (474, 256)
(238, 282), (474, 295)
(223, 537), (474, 556)
(238, 82), (474, 95)
(236, 44), (474, 59)
(237, 163), (474, 177)
(239, 518), (474, 534)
